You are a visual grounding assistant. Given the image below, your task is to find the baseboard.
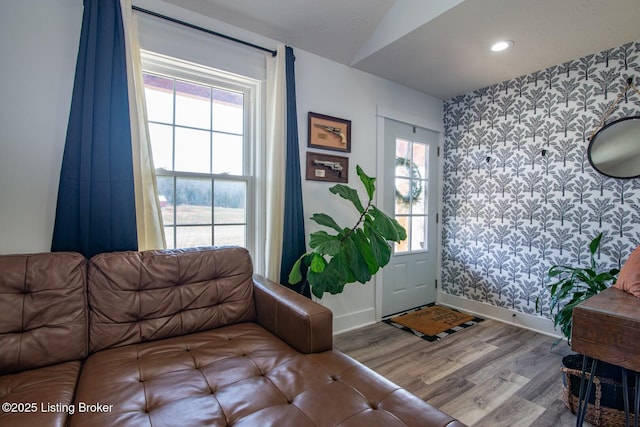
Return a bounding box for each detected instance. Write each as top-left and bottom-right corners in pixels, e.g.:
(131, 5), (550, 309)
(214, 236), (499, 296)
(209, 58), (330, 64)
(437, 292), (564, 340)
(332, 308), (377, 335)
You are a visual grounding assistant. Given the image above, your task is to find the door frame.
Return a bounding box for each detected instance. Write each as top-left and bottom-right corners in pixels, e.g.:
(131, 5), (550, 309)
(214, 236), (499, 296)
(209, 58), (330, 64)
(374, 106), (445, 321)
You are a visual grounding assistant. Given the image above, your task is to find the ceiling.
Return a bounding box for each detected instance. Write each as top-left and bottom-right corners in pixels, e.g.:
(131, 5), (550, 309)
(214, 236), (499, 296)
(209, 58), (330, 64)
(161, 0), (640, 99)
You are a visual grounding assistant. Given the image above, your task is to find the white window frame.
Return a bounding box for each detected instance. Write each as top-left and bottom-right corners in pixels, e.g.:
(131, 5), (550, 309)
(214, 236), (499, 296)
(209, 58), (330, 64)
(140, 51), (264, 268)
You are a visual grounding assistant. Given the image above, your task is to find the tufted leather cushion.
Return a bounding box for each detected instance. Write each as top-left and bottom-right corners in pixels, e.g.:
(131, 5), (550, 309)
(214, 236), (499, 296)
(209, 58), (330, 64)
(88, 247), (256, 352)
(71, 323), (461, 427)
(0, 252), (87, 374)
(0, 361), (81, 427)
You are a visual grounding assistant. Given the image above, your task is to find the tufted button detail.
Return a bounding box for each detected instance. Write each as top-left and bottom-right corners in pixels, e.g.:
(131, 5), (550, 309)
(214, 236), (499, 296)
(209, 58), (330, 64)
(330, 375), (338, 382)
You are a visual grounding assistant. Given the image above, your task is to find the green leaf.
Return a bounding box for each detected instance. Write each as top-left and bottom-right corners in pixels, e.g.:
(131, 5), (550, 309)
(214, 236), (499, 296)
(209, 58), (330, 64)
(288, 255), (304, 284)
(329, 184), (365, 214)
(589, 232), (603, 270)
(310, 213), (342, 232)
(353, 228), (379, 274)
(309, 231), (342, 256)
(307, 250), (349, 297)
(310, 253), (327, 273)
(335, 247), (356, 284)
(365, 222), (392, 268)
(343, 234), (372, 284)
(370, 206), (406, 242)
(589, 232), (603, 255)
(547, 265), (573, 278)
(356, 165), (376, 201)
(310, 284), (323, 299)
(325, 251), (351, 294)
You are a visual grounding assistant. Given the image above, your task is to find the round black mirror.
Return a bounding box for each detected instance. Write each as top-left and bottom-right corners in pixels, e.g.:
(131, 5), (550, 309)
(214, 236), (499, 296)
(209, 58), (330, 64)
(588, 116), (640, 179)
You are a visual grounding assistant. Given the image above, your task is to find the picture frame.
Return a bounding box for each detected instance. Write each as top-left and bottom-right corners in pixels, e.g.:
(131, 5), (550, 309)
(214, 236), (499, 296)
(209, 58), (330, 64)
(306, 152), (349, 183)
(308, 112), (351, 153)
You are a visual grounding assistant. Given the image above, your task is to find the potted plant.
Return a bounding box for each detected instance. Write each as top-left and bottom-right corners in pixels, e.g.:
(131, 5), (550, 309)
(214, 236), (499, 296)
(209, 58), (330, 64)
(542, 232), (619, 342)
(288, 165), (406, 299)
(538, 232), (627, 426)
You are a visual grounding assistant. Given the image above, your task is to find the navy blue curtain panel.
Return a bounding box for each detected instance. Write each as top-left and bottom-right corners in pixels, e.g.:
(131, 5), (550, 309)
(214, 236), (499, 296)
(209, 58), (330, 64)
(279, 46), (307, 287)
(51, 0), (138, 258)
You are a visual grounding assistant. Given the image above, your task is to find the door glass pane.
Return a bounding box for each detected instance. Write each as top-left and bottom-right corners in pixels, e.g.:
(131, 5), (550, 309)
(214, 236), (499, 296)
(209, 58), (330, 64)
(176, 178), (212, 225)
(212, 133), (243, 175)
(395, 139), (411, 177)
(395, 177), (411, 214)
(144, 74), (173, 123)
(412, 183), (427, 215)
(212, 88), (243, 134)
(394, 216), (409, 253)
(214, 225), (246, 246)
(175, 80), (211, 129)
(175, 128), (210, 173)
(412, 143), (428, 179)
(214, 181), (246, 224)
(411, 216), (427, 251)
(177, 226), (211, 247)
(395, 196), (410, 215)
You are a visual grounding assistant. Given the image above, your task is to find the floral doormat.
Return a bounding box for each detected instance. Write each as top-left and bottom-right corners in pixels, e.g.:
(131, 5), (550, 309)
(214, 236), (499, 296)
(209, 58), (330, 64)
(382, 303), (484, 342)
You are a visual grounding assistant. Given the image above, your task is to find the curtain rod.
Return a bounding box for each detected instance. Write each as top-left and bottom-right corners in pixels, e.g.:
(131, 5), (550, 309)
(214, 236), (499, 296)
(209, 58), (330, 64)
(132, 5), (277, 57)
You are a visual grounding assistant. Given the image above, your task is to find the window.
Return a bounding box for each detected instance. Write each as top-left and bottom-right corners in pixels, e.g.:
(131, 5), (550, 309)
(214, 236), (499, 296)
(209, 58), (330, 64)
(394, 138), (429, 253)
(141, 52), (260, 252)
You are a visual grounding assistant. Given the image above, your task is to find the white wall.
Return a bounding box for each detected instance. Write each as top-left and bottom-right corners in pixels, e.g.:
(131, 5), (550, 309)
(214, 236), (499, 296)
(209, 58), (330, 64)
(0, 0), (443, 333)
(0, 0), (82, 254)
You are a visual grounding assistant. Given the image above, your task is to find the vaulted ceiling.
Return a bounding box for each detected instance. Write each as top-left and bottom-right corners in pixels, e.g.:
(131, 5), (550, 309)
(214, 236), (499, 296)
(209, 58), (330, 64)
(160, 0), (640, 99)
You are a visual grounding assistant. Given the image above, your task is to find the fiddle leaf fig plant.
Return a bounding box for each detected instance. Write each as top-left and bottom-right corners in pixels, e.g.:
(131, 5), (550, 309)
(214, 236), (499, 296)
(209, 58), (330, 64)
(537, 232), (619, 342)
(289, 165), (407, 299)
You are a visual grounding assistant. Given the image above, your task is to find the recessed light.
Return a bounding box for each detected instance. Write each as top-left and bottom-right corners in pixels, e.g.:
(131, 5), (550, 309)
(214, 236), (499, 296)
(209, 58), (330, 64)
(491, 40), (514, 52)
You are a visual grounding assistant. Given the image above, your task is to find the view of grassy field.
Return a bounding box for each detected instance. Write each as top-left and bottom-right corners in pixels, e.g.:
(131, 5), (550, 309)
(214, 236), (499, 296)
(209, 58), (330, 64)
(161, 205), (245, 248)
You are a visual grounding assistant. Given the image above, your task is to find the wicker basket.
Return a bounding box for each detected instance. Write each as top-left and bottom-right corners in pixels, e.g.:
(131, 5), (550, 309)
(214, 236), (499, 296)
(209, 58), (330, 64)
(561, 354), (636, 427)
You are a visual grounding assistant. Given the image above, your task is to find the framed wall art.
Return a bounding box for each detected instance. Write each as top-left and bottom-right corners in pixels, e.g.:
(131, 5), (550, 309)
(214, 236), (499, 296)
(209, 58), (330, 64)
(306, 152), (349, 183)
(308, 112), (351, 153)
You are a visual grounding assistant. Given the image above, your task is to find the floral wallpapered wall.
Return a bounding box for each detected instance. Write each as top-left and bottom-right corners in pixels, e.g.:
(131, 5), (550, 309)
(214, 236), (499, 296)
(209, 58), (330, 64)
(441, 40), (640, 317)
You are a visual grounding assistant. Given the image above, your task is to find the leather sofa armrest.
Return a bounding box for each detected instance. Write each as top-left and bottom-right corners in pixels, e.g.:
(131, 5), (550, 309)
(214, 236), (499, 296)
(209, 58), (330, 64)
(253, 274), (333, 354)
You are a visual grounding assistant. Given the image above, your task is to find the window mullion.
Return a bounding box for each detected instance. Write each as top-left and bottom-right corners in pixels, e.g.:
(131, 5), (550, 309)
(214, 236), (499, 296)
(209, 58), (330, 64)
(211, 178), (215, 246)
(172, 176), (177, 249)
(170, 79), (177, 249)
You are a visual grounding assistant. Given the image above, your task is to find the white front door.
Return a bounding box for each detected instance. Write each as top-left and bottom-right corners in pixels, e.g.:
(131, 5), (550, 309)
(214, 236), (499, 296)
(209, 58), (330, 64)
(382, 118), (440, 316)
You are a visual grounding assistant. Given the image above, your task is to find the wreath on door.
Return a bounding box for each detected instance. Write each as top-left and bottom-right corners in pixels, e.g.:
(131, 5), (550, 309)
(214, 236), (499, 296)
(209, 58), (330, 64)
(395, 156), (423, 205)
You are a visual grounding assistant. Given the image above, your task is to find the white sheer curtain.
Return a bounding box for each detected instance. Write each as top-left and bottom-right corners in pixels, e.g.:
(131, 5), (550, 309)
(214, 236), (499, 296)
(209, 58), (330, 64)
(121, 0), (166, 250)
(264, 44), (287, 281)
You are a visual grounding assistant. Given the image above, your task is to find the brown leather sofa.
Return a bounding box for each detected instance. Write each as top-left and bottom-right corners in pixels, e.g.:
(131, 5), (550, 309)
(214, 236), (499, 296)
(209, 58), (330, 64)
(0, 246), (464, 427)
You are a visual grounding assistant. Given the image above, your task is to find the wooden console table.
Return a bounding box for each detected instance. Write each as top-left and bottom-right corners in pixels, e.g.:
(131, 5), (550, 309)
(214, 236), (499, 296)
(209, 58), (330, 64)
(572, 287), (640, 427)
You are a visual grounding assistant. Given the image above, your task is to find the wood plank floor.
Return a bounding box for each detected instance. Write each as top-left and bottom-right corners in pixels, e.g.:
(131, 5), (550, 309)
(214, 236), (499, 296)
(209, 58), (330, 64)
(334, 319), (592, 427)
